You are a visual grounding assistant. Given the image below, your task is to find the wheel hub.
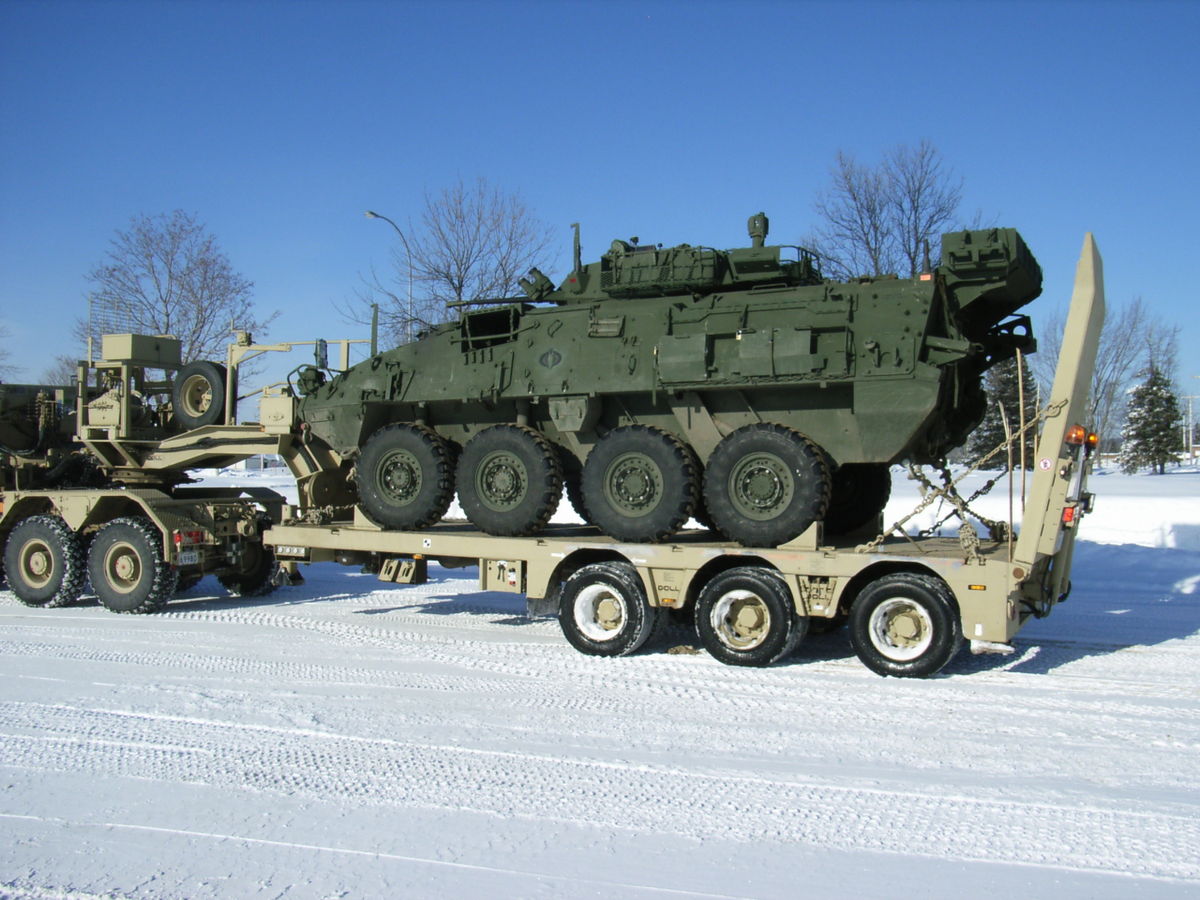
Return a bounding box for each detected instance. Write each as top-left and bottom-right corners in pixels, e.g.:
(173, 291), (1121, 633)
(379, 449), (421, 503)
(595, 598), (623, 631)
(181, 375), (213, 417)
(712, 589), (770, 649)
(730, 453), (793, 519)
(104, 543), (142, 594)
(868, 597), (934, 661)
(606, 453), (662, 515)
(574, 583), (627, 642)
(478, 451), (526, 510)
(20, 542), (53, 586)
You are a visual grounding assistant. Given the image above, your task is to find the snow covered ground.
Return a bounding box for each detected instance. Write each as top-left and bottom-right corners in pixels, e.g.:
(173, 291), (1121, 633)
(2, 466), (1199, 899)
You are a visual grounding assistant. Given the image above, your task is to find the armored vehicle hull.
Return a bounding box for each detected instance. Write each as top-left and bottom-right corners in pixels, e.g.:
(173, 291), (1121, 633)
(294, 215), (1041, 546)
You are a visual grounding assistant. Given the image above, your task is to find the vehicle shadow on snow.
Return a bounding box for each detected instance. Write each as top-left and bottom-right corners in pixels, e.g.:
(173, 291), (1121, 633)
(947, 540), (1200, 676)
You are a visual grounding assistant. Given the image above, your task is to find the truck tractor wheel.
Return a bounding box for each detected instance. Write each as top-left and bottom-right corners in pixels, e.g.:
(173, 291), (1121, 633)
(849, 572), (962, 677)
(558, 445), (593, 526)
(2, 515), (86, 608)
(172, 360), (229, 429)
(218, 541), (278, 597)
(694, 566), (805, 666)
(825, 463), (892, 535)
(581, 425), (698, 543)
(703, 424), (831, 548)
(355, 423), (454, 530)
(88, 517), (179, 614)
(558, 561), (662, 657)
(457, 424), (563, 537)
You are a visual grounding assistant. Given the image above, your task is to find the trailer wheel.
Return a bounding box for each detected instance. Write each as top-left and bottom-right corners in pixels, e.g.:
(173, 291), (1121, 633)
(582, 425), (698, 543)
(3, 515), (86, 608)
(695, 566), (805, 666)
(355, 423), (454, 529)
(172, 360), (229, 429)
(825, 463), (891, 535)
(88, 518), (178, 614)
(558, 562), (661, 657)
(218, 541), (278, 597)
(457, 424), (563, 536)
(703, 424), (830, 548)
(849, 572), (961, 677)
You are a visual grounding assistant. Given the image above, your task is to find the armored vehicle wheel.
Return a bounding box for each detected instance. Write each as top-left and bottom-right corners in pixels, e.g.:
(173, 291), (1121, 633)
(558, 561), (662, 657)
(172, 361), (229, 429)
(355, 423), (454, 529)
(582, 425), (698, 543)
(88, 517), (178, 614)
(849, 572), (961, 677)
(558, 446), (592, 525)
(218, 541), (278, 597)
(825, 463), (892, 535)
(695, 566), (805, 666)
(703, 424), (830, 548)
(3, 515), (86, 607)
(457, 425), (563, 537)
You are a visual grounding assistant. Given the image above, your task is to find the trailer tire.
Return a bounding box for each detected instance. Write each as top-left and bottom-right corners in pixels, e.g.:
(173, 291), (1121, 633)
(3, 515), (86, 608)
(88, 517), (178, 614)
(849, 572), (961, 677)
(172, 361), (229, 429)
(218, 541), (278, 597)
(558, 561), (661, 657)
(695, 566), (804, 666)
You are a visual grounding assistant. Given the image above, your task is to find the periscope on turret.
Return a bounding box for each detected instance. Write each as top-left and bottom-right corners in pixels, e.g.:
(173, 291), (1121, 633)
(291, 213), (1041, 547)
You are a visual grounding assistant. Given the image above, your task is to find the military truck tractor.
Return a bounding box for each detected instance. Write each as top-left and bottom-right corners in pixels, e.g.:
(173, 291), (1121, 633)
(287, 213), (1042, 547)
(1, 334), (295, 611)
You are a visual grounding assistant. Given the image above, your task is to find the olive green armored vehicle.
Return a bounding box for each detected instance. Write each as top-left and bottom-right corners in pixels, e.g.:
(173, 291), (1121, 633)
(291, 213), (1040, 547)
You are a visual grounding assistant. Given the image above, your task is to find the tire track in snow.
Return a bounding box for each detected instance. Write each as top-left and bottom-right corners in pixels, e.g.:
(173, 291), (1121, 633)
(1, 700), (1198, 883)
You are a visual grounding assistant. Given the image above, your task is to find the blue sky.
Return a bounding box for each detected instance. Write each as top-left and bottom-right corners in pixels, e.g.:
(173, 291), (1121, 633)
(2, 0), (1197, 396)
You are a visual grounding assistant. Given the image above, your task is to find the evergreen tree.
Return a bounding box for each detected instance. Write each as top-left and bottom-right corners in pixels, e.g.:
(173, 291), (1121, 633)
(968, 355), (1039, 469)
(1119, 366), (1182, 474)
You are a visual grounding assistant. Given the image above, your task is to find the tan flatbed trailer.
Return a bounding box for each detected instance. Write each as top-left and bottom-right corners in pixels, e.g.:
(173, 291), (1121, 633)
(1, 235), (1104, 677)
(263, 235), (1106, 677)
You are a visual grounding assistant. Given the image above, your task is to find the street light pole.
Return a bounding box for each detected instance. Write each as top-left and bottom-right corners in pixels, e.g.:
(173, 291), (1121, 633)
(365, 210), (414, 343)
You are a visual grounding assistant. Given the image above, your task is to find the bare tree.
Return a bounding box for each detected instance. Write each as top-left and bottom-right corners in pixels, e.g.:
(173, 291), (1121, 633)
(82, 210), (273, 363)
(357, 178), (556, 344)
(41, 354), (80, 386)
(1033, 297), (1180, 452)
(0, 324), (16, 379)
(809, 140), (962, 279)
(885, 140), (963, 277)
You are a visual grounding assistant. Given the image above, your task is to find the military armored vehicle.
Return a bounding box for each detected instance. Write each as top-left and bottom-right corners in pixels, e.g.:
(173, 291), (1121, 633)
(289, 213), (1041, 547)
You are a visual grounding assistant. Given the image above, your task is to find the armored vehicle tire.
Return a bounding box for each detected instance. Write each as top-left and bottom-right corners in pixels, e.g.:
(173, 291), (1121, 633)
(88, 517), (178, 614)
(558, 446), (592, 525)
(582, 425), (698, 543)
(172, 361), (229, 429)
(457, 425), (563, 537)
(218, 540), (278, 597)
(558, 561), (662, 657)
(695, 566), (806, 666)
(3, 515), (86, 607)
(703, 424), (830, 548)
(355, 423), (455, 530)
(825, 463), (892, 535)
(848, 572), (962, 677)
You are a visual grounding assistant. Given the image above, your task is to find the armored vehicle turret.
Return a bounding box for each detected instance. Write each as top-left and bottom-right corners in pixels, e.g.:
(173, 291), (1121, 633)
(291, 213), (1041, 547)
